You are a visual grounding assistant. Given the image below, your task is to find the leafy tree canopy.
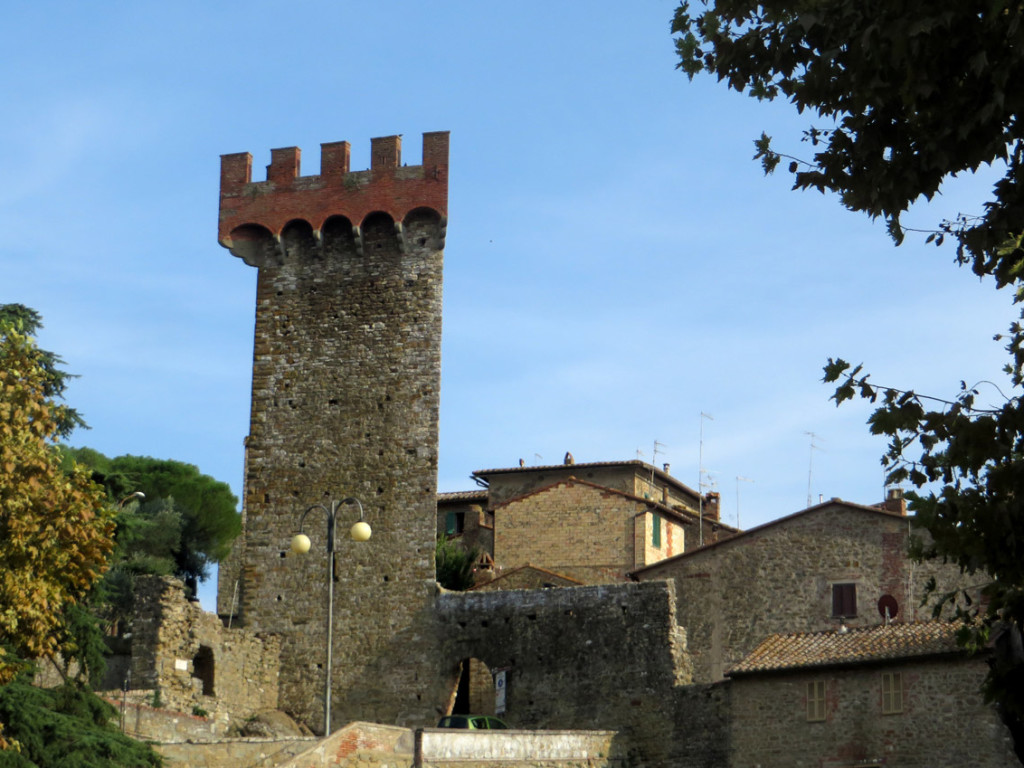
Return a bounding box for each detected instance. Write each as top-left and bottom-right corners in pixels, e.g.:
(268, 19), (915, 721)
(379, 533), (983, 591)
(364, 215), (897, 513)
(63, 449), (240, 598)
(673, 0), (1024, 747)
(0, 321), (113, 689)
(0, 312), (116, 750)
(0, 304), (86, 438)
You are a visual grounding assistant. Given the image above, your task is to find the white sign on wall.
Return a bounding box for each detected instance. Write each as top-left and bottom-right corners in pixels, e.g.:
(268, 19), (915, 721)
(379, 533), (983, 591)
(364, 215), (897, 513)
(494, 669), (507, 715)
(174, 658), (189, 671)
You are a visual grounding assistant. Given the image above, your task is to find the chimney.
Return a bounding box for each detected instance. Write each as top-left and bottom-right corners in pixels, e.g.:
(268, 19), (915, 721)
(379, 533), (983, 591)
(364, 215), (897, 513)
(882, 488), (907, 516)
(663, 463), (671, 475)
(704, 491), (720, 522)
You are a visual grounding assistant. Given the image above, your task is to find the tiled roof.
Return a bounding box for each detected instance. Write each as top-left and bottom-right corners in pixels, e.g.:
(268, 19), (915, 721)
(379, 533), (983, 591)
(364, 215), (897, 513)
(470, 564), (584, 591)
(437, 490), (488, 503)
(475, 459), (649, 475)
(729, 622), (963, 676)
(472, 460), (703, 499)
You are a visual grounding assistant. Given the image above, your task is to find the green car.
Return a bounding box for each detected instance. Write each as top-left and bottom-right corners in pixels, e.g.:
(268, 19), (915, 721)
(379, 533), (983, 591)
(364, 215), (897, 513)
(436, 715), (510, 730)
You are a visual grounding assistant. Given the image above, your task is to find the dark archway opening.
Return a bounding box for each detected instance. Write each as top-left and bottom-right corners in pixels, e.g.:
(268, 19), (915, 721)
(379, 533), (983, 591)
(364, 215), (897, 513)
(192, 645), (215, 697)
(451, 657), (495, 715)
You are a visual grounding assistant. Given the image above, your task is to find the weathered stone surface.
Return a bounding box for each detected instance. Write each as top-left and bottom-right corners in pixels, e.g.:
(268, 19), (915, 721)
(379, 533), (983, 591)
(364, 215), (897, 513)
(434, 581), (691, 767)
(129, 575), (280, 729)
(635, 500), (972, 683)
(217, 134), (449, 731)
(729, 656), (1018, 767)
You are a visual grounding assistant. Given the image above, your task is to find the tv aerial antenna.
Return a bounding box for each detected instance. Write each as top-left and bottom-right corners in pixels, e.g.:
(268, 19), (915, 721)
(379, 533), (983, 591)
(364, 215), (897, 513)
(804, 431), (823, 508)
(698, 412), (713, 546)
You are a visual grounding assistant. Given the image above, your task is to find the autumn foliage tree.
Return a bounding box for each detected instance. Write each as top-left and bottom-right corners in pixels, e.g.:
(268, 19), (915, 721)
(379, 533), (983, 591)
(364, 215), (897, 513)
(671, 0), (1024, 750)
(0, 316), (114, 742)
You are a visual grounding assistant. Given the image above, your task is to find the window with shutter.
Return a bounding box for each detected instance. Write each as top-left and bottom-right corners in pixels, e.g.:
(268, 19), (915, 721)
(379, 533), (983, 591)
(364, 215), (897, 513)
(882, 672), (903, 714)
(831, 583), (857, 617)
(445, 511), (465, 535)
(807, 680), (826, 722)
(652, 513), (661, 548)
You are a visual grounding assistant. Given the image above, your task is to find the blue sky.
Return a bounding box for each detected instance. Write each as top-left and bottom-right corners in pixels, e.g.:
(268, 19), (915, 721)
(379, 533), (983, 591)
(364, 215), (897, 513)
(3, 2), (1014, 610)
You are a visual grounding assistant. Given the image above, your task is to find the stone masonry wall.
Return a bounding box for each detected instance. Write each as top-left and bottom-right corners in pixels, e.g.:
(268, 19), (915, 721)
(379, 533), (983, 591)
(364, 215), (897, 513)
(636, 503), (970, 683)
(130, 576), (280, 727)
(730, 656), (1018, 767)
(217, 133), (449, 732)
(493, 480), (686, 583)
(434, 580), (691, 767)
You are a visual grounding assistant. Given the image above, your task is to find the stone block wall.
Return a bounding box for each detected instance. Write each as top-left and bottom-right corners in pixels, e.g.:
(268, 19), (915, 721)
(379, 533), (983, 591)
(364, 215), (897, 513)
(493, 479), (687, 583)
(667, 682), (731, 768)
(636, 502), (971, 682)
(729, 656), (1018, 767)
(482, 463), (698, 511)
(217, 133), (450, 731)
(434, 580), (691, 766)
(130, 575), (280, 726)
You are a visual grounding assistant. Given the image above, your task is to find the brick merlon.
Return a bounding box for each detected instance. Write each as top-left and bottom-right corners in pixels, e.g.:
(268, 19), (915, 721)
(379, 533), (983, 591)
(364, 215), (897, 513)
(218, 131), (449, 244)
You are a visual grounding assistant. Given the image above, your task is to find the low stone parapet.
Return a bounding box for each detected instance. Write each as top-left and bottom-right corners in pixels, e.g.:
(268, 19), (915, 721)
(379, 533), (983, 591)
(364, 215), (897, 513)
(420, 727), (620, 765)
(273, 721), (623, 768)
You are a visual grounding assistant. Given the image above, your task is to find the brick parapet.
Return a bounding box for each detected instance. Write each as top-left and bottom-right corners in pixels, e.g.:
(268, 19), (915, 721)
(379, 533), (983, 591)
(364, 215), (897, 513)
(219, 132), (449, 246)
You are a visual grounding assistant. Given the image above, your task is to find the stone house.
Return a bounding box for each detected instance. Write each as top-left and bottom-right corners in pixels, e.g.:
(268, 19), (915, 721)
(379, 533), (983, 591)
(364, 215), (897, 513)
(437, 489), (491, 554)
(439, 459), (734, 588)
(727, 622), (1018, 766)
(631, 493), (969, 683)
(490, 477), (691, 584)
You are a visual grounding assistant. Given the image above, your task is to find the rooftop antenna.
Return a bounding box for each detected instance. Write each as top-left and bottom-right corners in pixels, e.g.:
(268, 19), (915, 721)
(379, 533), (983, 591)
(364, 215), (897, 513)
(804, 431), (823, 507)
(735, 475), (754, 529)
(650, 440), (666, 494)
(699, 412), (714, 546)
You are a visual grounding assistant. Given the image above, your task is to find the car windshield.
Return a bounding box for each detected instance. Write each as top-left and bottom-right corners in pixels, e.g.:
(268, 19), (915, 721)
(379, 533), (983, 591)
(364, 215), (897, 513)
(437, 716), (470, 728)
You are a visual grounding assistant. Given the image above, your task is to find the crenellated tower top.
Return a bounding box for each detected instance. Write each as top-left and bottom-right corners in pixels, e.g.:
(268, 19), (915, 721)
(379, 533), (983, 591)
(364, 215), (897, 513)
(218, 131), (449, 256)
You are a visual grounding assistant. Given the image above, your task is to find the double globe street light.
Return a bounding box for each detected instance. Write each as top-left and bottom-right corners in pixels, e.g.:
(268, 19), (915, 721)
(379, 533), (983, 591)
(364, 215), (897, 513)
(290, 496), (371, 736)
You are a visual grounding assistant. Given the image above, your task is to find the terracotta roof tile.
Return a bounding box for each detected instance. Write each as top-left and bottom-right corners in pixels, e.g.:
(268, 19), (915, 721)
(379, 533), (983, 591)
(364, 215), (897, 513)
(437, 490), (488, 503)
(729, 621), (963, 676)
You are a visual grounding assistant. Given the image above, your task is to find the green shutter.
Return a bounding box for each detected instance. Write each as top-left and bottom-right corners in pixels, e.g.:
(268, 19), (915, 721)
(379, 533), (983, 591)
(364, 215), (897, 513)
(652, 514), (661, 548)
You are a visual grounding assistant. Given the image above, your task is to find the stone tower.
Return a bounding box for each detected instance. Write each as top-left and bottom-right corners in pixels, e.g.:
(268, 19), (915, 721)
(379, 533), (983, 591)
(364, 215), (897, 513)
(217, 132), (449, 730)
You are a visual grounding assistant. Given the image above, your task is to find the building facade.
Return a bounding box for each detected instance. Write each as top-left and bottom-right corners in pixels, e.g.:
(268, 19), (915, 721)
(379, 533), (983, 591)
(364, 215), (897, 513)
(633, 496), (971, 684)
(728, 623), (1018, 766)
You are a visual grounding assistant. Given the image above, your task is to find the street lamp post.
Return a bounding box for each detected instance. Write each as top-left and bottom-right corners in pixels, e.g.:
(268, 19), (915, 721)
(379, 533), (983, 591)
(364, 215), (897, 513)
(290, 497), (371, 736)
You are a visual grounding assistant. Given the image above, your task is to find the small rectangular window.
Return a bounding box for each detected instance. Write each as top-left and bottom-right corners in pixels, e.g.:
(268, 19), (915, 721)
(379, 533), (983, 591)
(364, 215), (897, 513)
(445, 511), (465, 535)
(652, 514), (662, 548)
(881, 672), (903, 714)
(832, 583), (857, 617)
(807, 680), (826, 722)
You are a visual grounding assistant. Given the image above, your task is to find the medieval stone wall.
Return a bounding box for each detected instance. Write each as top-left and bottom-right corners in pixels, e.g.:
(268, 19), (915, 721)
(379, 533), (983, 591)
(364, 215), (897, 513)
(130, 576), (280, 726)
(434, 580), (691, 767)
(217, 134), (449, 731)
